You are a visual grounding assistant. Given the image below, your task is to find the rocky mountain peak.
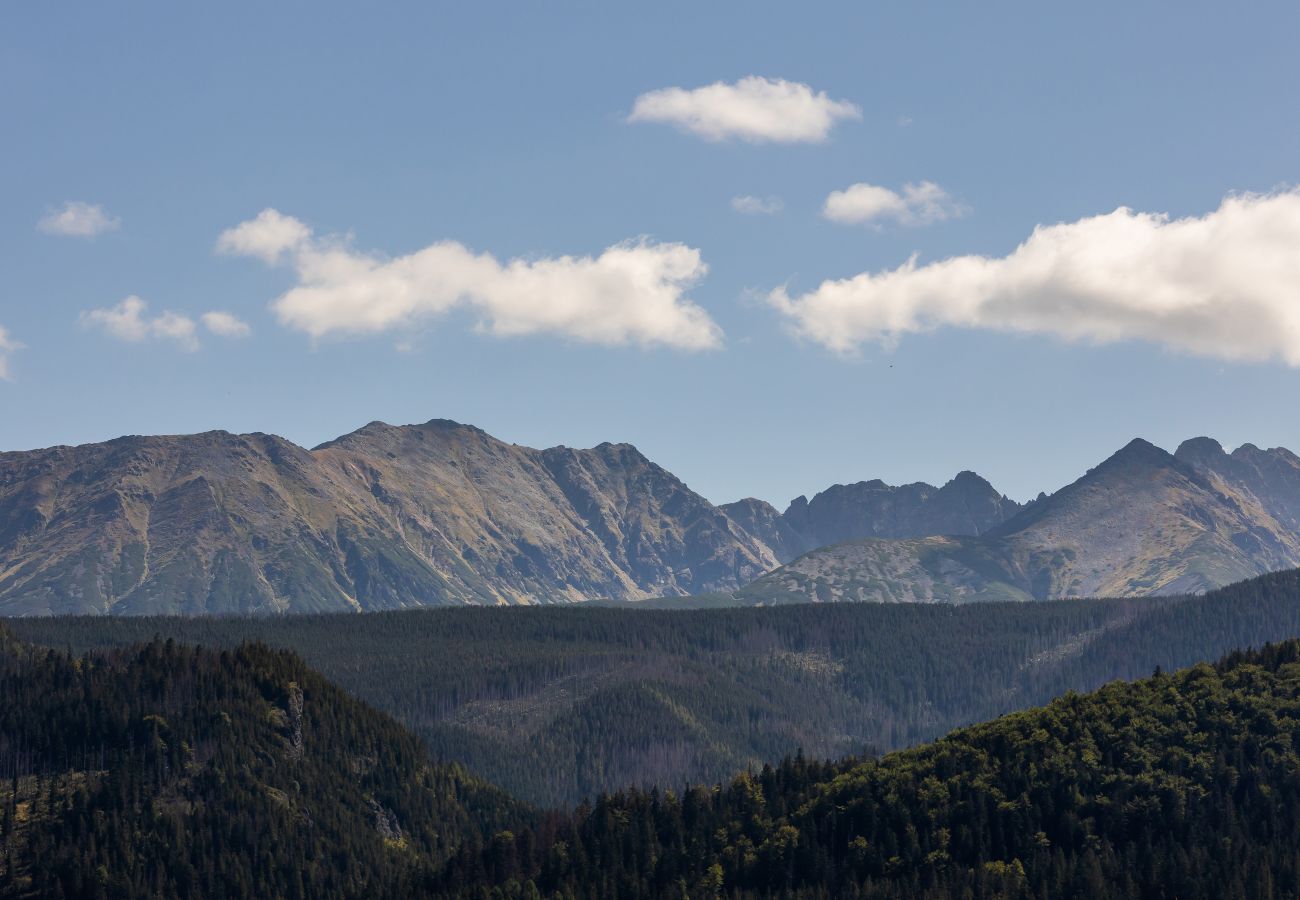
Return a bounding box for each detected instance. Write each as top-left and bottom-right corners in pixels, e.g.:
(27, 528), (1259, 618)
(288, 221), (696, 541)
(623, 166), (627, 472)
(1099, 437), (1177, 471)
(1175, 436), (1227, 466)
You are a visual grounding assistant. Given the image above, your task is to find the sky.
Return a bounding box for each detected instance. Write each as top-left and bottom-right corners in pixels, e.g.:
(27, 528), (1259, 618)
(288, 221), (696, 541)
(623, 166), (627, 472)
(3, 1), (1300, 507)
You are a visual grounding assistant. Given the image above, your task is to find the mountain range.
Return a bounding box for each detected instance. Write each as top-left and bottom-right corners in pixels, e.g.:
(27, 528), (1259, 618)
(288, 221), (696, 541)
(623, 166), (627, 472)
(5, 418), (1300, 614)
(748, 437), (1300, 604)
(720, 468), (1021, 562)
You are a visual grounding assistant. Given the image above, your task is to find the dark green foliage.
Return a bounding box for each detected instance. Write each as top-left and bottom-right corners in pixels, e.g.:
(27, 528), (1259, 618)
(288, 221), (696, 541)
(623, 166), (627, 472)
(12, 568), (1300, 806)
(431, 640), (1300, 899)
(0, 632), (527, 899)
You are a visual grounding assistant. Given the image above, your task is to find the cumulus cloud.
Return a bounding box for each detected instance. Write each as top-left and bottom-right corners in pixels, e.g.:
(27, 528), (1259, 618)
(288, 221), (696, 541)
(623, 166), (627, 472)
(628, 76), (860, 143)
(215, 208), (311, 263)
(770, 190), (1300, 364)
(732, 195), (784, 215)
(81, 299), (250, 350)
(81, 297), (200, 350)
(823, 181), (966, 227)
(201, 311), (252, 338)
(38, 201), (120, 237)
(217, 209), (723, 350)
(0, 326), (21, 379)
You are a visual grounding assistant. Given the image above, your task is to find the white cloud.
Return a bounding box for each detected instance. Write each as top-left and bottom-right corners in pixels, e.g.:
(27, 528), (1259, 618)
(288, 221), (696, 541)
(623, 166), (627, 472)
(218, 209), (723, 350)
(38, 201), (120, 238)
(732, 195), (784, 215)
(770, 190), (1300, 364)
(0, 326), (21, 379)
(823, 181), (966, 227)
(80, 297), (200, 351)
(215, 208), (311, 263)
(201, 311), (252, 338)
(628, 76), (860, 143)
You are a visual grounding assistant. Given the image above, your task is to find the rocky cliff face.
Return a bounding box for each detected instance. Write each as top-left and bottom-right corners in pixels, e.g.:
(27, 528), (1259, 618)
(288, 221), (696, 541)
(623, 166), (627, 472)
(717, 497), (807, 562)
(1174, 437), (1300, 534)
(741, 438), (1300, 604)
(0, 419), (776, 616)
(722, 470), (1020, 563)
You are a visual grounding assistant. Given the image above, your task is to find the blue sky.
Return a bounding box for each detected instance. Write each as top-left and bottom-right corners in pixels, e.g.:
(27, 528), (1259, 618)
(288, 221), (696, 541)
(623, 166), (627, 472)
(3, 1), (1300, 506)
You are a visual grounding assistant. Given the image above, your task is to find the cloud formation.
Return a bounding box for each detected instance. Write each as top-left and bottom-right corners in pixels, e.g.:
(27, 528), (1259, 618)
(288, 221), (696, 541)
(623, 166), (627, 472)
(732, 195), (784, 215)
(81, 297), (251, 350)
(38, 201), (120, 238)
(628, 76), (859, 143)
(201, 311), (253, 338)
(0, 326), (21, 379)
(215, 208), (312, 264)
(217, 210), (722, 350)
(770, 190), (1300, 364)
(81, 297), (200, 350)
(823, 181), (966, 227)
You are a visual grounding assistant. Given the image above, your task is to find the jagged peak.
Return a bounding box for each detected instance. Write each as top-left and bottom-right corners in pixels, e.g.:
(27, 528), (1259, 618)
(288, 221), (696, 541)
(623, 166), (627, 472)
(312, 420), (394, 450)
(1262, 445), (1300, 465)
(942, 470), (997, 492)
(591, 440), (643, 455)
(417, 417), (483, 434)
(807, 479), (896, 500)
(544, 441), (651, 464)
(720, 497), (779, 514)
(1096, 437), (1177, 470)
(314, 417), (494, 451)
(1175, 436), (1226, 463)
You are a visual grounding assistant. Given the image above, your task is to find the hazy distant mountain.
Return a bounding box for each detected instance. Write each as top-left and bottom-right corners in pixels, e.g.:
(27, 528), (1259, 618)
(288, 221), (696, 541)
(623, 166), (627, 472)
(721, 470), (1020, 563)
(1174, 436), (1300, 533)
(743, 438), (1300, 603)
(0, 419), (776, 615)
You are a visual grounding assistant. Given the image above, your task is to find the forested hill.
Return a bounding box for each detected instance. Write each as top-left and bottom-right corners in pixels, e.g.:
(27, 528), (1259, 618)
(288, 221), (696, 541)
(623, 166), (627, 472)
(0, 630), (529, 899)
(12, 567), (1300, 808)
(431, 640), (1300, 899)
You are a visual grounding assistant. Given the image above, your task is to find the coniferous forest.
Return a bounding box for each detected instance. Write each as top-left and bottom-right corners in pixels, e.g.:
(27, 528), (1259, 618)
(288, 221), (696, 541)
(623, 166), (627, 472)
(6, 612), (1300, 897)
(0, 632), (525, 898)
(432, 639), (1300, 899)
(11, 568), (1300, 807)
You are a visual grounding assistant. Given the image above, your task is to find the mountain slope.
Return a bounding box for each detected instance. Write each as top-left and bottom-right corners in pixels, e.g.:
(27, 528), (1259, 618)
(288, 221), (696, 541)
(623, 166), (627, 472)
(722, 470), (1020, 563)
(0, 629), (527, 899)
(0, 419), (776, 615)
(433, 638), (1300, 898)
(1176, 436), (1300, 534)
(744, 438), (1300, 603)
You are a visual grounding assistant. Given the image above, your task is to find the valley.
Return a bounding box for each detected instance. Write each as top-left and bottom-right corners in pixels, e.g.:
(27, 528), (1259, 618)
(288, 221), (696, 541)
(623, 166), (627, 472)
(14, 567), (1300, 807)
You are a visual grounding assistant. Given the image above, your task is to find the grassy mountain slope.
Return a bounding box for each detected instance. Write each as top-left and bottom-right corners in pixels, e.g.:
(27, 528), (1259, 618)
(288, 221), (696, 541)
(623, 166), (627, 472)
(0, 630), (527, 899)
(432, 639), (1300, 898)
(13, 567), (1300, 808)
(0, 419), (775, 616)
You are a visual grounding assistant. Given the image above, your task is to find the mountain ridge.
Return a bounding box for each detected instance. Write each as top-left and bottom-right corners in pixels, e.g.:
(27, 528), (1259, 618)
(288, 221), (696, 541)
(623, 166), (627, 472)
(721, 468), (1021, 563)
(0, 418), (776, 615)
(747, 435), (1300, 603)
